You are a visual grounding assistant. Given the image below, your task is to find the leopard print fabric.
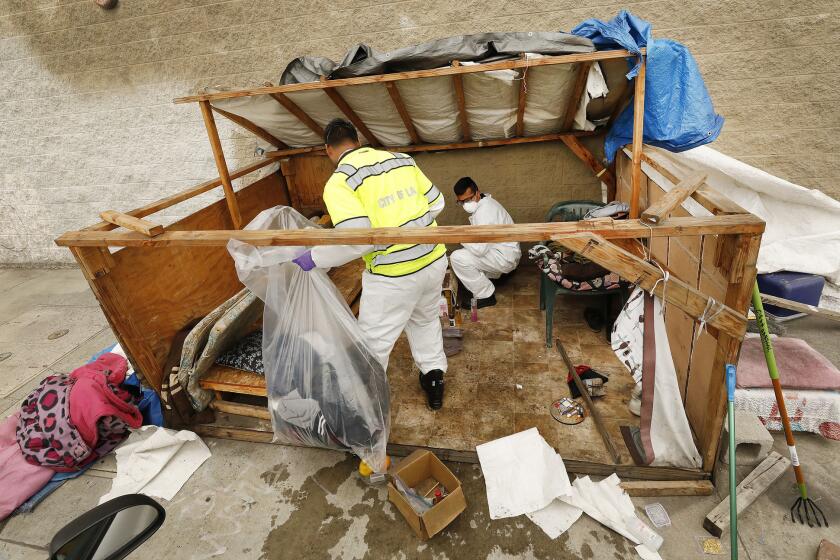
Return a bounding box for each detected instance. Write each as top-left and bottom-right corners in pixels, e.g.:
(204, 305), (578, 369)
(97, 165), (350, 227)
(16, 373), (136, 472)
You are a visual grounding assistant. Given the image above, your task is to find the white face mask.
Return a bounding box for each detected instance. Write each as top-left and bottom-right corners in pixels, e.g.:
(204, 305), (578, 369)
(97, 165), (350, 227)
(462, 200), (479, 214)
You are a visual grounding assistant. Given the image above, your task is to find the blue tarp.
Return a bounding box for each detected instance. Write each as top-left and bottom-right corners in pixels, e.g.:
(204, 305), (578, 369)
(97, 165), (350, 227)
(572, 11), (724, 162)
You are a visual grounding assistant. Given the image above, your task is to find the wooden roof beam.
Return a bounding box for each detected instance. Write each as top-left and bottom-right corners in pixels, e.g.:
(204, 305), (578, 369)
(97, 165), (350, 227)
(210, 105), (287, 149)
(384, 82), (420, 144)
(200, 101), (243, 229)
(451, 61), (471, 141)
(174, 48), (644, 104)
(560, 136), (616, 193)
(630, 55), (647, 218)
(515, 58), (528, 137)
(323, 87), (381, 147)
(55, 214), (766, 249)
(562, 61), (592, 131)
(263, 130), (596, 159)
(268, 92), (324, 138)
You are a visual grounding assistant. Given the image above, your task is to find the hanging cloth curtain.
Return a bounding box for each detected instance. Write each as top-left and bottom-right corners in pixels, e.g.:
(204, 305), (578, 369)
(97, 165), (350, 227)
(611, 287), (702, 468)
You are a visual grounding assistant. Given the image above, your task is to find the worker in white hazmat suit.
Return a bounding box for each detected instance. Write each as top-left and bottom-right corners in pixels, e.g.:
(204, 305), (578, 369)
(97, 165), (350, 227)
(450, 177), (521, 309)
(292, 119), (448, 411)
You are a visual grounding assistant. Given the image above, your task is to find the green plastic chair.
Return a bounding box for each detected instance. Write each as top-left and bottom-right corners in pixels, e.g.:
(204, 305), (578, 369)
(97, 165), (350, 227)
(539, 200), (624, 347)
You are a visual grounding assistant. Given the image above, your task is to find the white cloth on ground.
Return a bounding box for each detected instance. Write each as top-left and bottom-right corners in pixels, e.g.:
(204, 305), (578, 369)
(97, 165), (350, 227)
(476, 427), (572, 519)
(611, 287), (702, 468)
(452, 194), (520, 298)
(357, 256), (448, 374)
(99, 426), (211, 503)
(528, 475), (662, 560)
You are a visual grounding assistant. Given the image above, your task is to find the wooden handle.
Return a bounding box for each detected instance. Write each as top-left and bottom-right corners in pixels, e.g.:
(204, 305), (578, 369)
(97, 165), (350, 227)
(99, 210), (164, 237)
(641, 172), (707, 225)
(556, 338), (622, 464)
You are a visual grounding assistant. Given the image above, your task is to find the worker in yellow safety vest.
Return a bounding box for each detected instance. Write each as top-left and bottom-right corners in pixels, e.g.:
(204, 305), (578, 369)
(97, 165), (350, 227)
(292, 119), (448, 410)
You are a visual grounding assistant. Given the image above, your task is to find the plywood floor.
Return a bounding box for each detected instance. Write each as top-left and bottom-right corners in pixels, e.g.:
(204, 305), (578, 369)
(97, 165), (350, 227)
(386, 263), (638, 466)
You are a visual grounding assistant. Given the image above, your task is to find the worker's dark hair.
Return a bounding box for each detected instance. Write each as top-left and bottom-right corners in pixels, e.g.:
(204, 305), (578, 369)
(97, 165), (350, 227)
(324, 118), (358, 146)
(453, 177), (477, 196)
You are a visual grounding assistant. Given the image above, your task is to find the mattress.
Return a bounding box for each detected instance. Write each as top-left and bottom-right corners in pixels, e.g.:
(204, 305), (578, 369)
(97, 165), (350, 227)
(735, 388), (840, 441)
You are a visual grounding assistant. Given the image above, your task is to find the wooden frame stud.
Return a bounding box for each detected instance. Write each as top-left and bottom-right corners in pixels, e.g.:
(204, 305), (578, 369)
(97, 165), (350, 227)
(199, 100), (243, 229)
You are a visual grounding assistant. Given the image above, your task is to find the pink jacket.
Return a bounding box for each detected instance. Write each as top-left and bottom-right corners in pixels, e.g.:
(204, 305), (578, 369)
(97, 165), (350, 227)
(0, 412), (52, 521)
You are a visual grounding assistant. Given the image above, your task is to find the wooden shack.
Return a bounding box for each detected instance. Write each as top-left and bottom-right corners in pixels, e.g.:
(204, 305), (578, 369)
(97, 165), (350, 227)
(55, 47), (764, 488)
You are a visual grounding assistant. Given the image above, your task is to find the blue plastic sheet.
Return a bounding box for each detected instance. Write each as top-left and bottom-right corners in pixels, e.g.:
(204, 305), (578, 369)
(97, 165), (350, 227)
(572, 11), (724, 162)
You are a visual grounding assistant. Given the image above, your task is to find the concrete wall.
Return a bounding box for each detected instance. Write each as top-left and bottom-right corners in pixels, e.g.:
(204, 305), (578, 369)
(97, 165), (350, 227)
(1, 0), (838, 264)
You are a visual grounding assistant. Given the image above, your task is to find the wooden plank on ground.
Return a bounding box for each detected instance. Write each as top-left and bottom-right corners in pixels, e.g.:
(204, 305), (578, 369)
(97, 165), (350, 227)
(760, 293), (840, 323)
(641, 172), (707, 224)
(620, 480), (714, 497)
(557, 338), (622, 464)
(703, 451), (790, 537)
(100, 210), (164, 237)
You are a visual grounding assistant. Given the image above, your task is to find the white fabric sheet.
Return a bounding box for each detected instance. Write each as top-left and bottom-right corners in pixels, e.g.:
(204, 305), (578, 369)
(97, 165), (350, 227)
(641, 146), (840, 284)
(476, 428), (572, 519)
(99, 426), (211, 503)
(527, 474), (662, 560)
(611, 287), (702, 468)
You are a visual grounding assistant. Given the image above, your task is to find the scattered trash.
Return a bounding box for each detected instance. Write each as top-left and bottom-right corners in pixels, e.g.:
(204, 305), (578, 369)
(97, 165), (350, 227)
(696, 536), (725, 555)
(549, 398), (585, 425)
(388, 450), (466, 540)
(644, 503), (671, 528)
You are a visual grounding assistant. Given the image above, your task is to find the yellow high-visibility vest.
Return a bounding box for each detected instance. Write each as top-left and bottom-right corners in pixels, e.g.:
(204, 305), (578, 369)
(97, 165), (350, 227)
(322, 147), (445, 277)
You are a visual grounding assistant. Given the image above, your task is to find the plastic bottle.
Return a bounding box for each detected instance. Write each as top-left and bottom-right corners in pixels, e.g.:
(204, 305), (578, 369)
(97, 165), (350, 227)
(623, 515), (663, 551)
(470, 298), (478, 322)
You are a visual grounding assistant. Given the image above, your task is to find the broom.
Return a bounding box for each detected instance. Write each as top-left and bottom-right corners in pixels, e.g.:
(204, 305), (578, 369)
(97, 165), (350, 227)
(750, 282), (828, 527)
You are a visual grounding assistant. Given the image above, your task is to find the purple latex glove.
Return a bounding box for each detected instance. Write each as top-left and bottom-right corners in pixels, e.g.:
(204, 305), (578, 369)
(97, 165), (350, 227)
(292, 249), (316, 271)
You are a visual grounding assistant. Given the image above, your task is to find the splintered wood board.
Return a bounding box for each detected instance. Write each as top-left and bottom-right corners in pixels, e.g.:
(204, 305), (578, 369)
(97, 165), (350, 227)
(703, 451), (790, 537)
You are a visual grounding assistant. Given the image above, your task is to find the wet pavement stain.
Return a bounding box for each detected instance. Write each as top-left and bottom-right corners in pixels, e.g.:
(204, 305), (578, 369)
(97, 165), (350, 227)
(262, 459), (611, 560)
(260, 464), (290, 487)
(47, 329), (68, 340)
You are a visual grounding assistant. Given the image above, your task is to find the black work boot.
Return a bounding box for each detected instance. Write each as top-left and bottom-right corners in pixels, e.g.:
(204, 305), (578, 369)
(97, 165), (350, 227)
(419, 369), (445, 410)
(476, 293), (497, 309)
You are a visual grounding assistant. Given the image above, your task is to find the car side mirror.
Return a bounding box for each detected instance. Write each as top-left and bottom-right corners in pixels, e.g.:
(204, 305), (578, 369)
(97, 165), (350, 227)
(49, 494), (165, 560)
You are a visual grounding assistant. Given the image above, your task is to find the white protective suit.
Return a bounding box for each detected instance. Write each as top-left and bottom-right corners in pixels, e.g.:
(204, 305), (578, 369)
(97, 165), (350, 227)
(451, 194), (521, 299)
(311, 196), (447, 374)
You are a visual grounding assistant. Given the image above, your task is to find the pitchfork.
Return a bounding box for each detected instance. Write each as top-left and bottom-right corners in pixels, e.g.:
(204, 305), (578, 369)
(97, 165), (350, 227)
(751, 283), (829, 527)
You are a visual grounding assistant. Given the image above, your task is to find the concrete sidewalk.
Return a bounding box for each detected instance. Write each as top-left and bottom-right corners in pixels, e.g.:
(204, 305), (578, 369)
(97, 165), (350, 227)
(0, 268), (837, 560)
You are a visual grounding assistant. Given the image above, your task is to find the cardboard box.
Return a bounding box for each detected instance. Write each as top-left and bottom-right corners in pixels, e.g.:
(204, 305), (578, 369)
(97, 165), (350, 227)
(387, 450), (467, 539)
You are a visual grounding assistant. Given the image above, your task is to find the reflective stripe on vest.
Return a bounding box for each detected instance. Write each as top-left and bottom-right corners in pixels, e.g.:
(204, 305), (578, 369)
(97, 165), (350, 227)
(346, 157), (415, 190)
(329, 148), (446, 277)
(424, 185), (441, 204)
(372, 243), (438, 267)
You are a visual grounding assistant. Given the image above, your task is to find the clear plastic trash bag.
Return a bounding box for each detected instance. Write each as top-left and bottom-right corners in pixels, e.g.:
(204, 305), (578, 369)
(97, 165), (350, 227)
(228, 206), (390, 472)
